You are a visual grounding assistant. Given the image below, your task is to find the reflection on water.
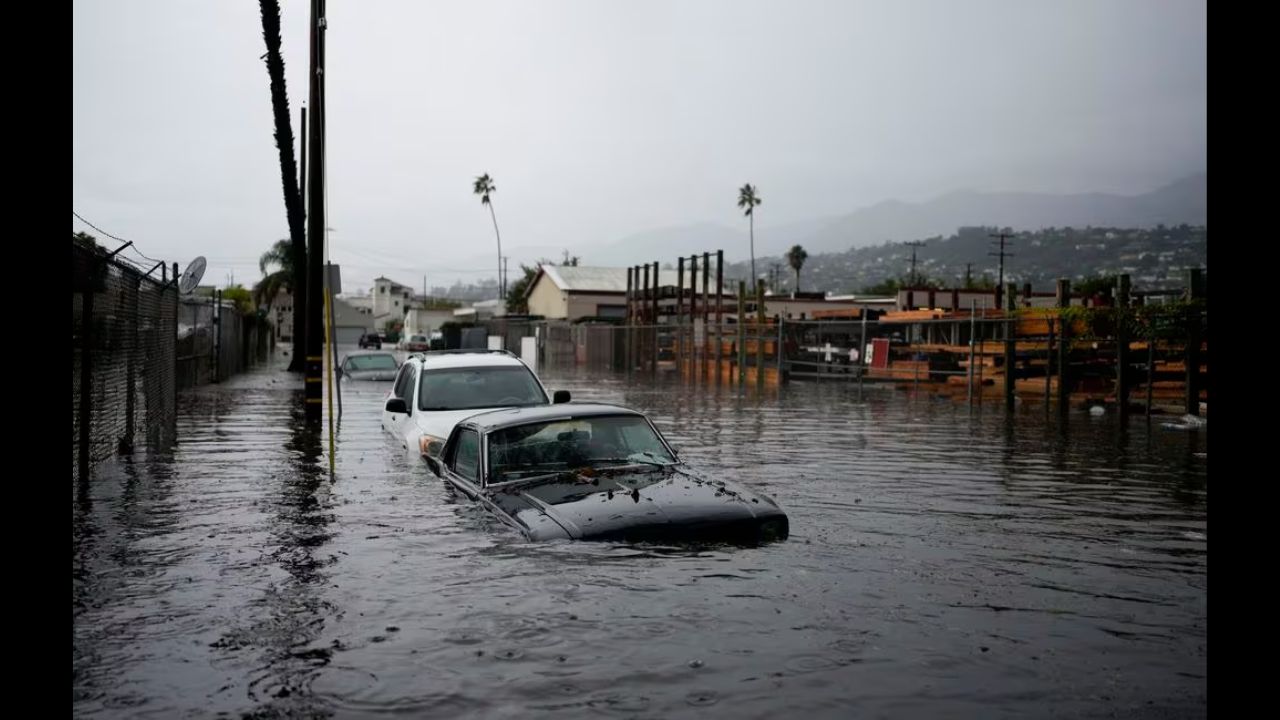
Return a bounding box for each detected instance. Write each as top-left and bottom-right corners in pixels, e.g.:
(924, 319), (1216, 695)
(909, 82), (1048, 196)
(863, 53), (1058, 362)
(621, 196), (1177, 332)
(73, 351), (1206, 718)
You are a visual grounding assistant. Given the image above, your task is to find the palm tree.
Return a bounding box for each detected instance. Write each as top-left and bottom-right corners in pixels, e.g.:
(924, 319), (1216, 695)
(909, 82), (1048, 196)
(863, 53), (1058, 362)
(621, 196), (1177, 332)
(258, 0), (306, 371)
(786, 244), (808, 294)
(737, 183), (762, 281)
(473, 173), (504, 299)
(253, 238), (296, 310)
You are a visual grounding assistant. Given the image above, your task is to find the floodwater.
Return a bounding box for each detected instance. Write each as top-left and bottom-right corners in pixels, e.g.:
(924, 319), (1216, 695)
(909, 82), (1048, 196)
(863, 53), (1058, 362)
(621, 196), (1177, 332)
(73, 348), (1206, 719)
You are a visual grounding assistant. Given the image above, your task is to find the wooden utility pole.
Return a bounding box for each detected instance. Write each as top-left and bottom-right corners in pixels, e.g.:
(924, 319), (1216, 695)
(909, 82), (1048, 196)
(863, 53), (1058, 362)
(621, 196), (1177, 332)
(989, 231), (1015, 308)
(304, 0), (327, 422)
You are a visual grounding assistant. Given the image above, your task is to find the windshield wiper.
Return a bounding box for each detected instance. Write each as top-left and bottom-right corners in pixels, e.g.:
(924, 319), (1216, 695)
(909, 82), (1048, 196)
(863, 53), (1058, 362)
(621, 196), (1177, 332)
(587, 453), (673, 469)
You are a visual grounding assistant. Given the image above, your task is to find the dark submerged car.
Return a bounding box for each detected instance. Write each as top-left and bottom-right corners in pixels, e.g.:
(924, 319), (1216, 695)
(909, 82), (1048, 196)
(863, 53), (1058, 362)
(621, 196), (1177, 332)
(424, 404), (789, 544)
(358, 332), (382, 349)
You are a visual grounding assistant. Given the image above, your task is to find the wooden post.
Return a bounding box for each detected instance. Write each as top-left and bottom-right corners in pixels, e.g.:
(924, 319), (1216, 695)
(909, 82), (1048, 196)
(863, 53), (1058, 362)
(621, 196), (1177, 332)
(776, 317), (784, 382)
(702, 252), (710, 382)
(1056, 279), (1071, 409)
(676, 256), (685, 377)
(1045, 318), (1054, 406)
(642, 264), (650, 372)
(1184, 268), (1203, 416)
(756, 278), (766, 391)
(967, 299), (976, 406)
(626, 266), (633, 376)
(1116, 273), (1131, 416)
(652, 261), (660, 376)
(1005, 282), (1015, 410)
(715, 251), (723, 385)
(690, 253), (699, 382)
(737, 280), (746, 388)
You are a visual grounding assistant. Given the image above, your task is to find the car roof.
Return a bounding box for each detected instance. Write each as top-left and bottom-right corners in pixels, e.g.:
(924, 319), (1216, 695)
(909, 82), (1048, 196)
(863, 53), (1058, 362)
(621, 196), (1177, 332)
(342, 350), (395, 358)
(411, 351), (528, 370)
(459, 403), (645, 432)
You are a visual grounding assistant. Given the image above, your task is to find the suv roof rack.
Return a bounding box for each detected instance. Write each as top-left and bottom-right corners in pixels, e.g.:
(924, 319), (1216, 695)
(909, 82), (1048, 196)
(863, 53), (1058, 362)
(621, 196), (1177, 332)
(407, 348), (519, 361)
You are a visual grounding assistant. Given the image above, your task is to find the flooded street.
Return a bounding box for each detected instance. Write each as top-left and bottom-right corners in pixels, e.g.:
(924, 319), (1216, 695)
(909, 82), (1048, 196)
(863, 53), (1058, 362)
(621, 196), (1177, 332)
(73, 349), (1206, 719)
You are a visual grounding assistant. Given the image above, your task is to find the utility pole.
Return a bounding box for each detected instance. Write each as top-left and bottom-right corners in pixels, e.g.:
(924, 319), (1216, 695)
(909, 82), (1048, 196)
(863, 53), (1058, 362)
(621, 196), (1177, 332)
(965, 263), (972, 288)
(904, 241), (926, 286)
(502, 257), (509, 300)
(304, 0), (327, 423)
(988, 231), (1015, 307)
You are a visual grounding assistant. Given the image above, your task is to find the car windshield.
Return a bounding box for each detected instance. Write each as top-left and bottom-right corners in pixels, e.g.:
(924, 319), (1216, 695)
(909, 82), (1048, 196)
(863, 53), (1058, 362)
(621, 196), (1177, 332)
(418, 366), (548, 411)
(346, 354), (397, 371)
(487, 414), (676, 482)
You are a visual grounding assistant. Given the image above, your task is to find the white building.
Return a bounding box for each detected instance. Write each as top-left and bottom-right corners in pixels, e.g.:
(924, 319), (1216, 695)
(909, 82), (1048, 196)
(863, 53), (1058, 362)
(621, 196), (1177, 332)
(270, 289), (294, 343)
(524, 265), (629, 320)
(372, 276), (420, 321)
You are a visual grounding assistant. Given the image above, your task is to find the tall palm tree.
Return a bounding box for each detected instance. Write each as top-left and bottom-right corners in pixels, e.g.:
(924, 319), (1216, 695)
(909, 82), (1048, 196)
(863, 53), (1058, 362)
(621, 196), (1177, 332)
(473, 173), (504, 299)
(258, 0), (306, 371)
(253, 238), (296, 309)
(737, 183), (762, 281)
(786, 244), (808, 294)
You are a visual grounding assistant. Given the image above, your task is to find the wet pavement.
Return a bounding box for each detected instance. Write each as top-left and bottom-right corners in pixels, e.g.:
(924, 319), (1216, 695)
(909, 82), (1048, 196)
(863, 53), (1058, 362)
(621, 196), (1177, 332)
(73, 348), (1206, 718)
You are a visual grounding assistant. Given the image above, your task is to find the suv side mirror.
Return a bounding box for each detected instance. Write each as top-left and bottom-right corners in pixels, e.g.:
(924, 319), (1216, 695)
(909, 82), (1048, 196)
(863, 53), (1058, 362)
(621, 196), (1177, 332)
(385, 397), (408, 414)
(424, 455), (443, 477)
(553, 390), (571, 404)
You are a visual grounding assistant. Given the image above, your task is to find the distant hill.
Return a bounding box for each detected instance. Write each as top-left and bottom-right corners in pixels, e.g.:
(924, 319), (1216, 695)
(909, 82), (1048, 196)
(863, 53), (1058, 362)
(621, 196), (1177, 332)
(724, 224), (1207, 294)
(593, 173), (1207, 266)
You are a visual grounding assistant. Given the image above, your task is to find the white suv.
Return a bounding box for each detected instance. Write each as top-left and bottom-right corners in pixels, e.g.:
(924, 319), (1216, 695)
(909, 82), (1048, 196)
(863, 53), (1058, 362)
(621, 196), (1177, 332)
(381, 349), (569, 458)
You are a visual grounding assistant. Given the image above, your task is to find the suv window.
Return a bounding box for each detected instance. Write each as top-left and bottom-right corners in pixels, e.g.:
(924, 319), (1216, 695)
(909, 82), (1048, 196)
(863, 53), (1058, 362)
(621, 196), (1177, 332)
(392, 365), (417, 406)
(418, 365), (548, 411)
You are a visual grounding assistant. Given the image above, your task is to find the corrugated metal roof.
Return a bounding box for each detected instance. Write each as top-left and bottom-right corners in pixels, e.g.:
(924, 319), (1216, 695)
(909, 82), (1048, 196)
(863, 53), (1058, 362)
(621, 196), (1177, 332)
(541, 265), (630, 293)
(539, 264), (719, 293)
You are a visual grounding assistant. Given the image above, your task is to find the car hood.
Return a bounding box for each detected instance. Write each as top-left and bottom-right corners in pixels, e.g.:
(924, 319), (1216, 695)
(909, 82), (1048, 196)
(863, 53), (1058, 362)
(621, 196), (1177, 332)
(345, 369), (397, 381)
(486, 466), (786, 542)
(412, 408), (503, 441)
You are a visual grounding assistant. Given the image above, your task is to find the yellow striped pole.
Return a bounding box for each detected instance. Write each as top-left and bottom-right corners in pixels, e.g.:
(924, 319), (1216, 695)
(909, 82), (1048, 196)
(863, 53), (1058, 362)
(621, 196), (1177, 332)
(324, 291), (335, 474)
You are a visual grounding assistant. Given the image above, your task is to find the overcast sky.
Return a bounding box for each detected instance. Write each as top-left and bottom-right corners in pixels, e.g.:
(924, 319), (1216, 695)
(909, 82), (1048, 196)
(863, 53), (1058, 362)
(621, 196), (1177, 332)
(73, 0), (1206, 294)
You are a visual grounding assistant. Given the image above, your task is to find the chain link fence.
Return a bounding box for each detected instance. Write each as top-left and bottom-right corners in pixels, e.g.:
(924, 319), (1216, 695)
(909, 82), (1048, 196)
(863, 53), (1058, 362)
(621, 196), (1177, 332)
(73, 241), (177, 482)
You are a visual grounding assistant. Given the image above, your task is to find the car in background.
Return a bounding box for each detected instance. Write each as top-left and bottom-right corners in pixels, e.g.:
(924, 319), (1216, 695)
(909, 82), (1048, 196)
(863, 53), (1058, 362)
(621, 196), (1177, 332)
(400, 334), (430, 352)
(337, 351), (399, 381)
(381, 349), (569, 459)
(358, 332), (382, 349)
(424, 404), (789, 544)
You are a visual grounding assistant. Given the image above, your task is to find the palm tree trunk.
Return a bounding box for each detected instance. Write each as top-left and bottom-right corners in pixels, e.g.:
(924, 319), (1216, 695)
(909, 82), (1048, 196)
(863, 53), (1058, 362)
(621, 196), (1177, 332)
(488, 203), (504, 299)
(795, 267), (800, 294)
(259, 0), (306, 371)
(749, 214), (756, 283)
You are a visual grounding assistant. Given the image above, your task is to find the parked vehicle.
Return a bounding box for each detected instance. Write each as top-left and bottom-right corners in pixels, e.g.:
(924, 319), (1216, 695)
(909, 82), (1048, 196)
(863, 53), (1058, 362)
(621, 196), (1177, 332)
(358, 332), (382, 349)
(381, 349), (568, 458)
(424, 404), (789, 544)
(400, 334), (430, 352)
(337, 351), (399, 381)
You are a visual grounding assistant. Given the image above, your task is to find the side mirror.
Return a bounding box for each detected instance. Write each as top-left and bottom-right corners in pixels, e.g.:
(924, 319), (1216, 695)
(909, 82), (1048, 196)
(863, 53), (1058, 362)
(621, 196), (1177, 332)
(424, 455), (443, 478)
(553, 390), (571, 404)
(336, 366), (344, 377)
(385, 397), (408, 414)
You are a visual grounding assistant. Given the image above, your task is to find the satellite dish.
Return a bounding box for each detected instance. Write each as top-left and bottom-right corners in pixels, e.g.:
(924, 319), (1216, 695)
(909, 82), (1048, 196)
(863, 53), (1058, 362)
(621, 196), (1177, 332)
(179, 256), (206, 295)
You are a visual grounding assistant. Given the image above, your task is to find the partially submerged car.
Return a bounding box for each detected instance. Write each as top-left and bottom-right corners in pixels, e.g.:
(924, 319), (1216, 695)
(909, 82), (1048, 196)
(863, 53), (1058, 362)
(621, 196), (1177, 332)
(337, 351), (399, 381)
(424, 404), (789, 544)
(382, 349), (568, 458)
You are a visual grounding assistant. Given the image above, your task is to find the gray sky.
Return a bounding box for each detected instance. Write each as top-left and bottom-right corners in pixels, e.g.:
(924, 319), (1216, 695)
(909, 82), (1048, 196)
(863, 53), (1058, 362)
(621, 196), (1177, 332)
(73, 0), (1206, 294)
